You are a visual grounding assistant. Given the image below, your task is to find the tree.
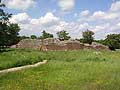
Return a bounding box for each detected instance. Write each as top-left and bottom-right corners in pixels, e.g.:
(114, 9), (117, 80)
(40, 30), (53, 39)
(104, 34), (120, 50)
(57, 30), (71, 41)
(30, 35), (37, 39)
(0, 1), (12, 23)
(7, 24), (20, 46)
(81, 30), (94, 44)
(0, 0), (20, 50)
(0, 22), (20, 48)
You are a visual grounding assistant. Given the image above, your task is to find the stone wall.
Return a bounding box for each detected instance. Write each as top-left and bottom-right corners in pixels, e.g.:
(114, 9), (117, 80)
(16, 38), (109, 51)
(84, 42), (109, 50)
(42, 41), (84, 51)
(16, 39), (42, 50)
(41, 45), (67, 51)
(65, 42), (84, 50)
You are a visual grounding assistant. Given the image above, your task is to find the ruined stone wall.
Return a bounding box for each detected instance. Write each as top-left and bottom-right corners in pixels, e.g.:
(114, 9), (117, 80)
(16, 39), (42, 50)
(16, 38), (61, 50)
(83, 42), (109, 50)
(42, 45), (67, 51)
(65, 42), (84, 50)
(16, 39), (109, 51)
(41, 41), (84, 51)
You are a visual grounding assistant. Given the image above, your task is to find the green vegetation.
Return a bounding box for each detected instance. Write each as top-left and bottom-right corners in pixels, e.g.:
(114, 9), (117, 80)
(0, 1), (20, 50)
(57, 30), (71, 41)
(80, 30), (94, 44)
(0, 1), (120, 89)
(40, 30), (54, 39)
(0, 49), (44, 70)
(30, 35), (37, 39)
(0, 49), (120, 90)
(95, 34), (120, 50)
(104, 34), (120, 50)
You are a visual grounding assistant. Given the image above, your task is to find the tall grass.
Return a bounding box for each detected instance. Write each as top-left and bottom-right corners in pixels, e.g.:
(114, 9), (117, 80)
(0, 49), (43, 70)
(0, 49), (119, 70)
(0, 49), (120, 90)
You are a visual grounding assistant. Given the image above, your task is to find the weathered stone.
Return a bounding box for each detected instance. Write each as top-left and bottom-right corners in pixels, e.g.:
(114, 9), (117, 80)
(17, 39), (42, 50)
(16, 38), (109, 51)
(91, 42), (109, 50)
(10, 45), (17, 48)
(83, 42), (109, 50)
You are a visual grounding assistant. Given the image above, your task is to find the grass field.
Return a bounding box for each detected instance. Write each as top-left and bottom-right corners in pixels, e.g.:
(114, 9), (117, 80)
(0, 49), (44, 70)
(0, 49), (120, 90)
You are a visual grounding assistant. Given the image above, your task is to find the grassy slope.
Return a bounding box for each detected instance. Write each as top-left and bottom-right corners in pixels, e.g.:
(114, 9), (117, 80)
(0, 49), (45, 70)
(0, 49), (120, 90)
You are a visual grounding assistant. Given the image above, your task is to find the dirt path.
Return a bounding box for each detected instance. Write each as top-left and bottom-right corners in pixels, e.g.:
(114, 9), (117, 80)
(0, 60), (47, 74)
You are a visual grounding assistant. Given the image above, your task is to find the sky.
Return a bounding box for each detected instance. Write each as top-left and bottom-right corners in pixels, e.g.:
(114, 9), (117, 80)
(2, 0), (120, 39)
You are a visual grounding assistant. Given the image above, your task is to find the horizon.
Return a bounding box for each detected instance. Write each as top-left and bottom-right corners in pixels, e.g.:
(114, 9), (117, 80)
(2, 0), (120, 40)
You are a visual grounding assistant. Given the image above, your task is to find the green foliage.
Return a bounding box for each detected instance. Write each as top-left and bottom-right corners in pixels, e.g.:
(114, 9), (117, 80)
(0, 1), (20, 50)
(30, 35), (37, 39)
(40, 30), (53, 39)
(0, 1), (12, 23)
(81, 30), (94, 44)
(7, 23), (20, 45)
(57, 30), (71, 41)
(104, 34), (120, 50)
(0, 23), (20, 49)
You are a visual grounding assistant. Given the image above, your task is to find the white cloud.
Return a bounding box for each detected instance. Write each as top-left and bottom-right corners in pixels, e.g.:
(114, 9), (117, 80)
(93, 11), (105, 18)
(9, 1), (120, 39)
(110, 1), (120, 12)
(10, 13), (31, 23)
(4, 0), (36, 10)
(80, 10), (89, 17)
(117, 23), (120, 26)
(58, 0), (75, 11)
(93, 23), (110, 32)
(77, 1), (120, 39)
(78, 1), (120, 22)
(91, 11), (119, 21)
(30, 12), (60, 27)
(10, 12), (70, 37)
(38, 13), (59, 26)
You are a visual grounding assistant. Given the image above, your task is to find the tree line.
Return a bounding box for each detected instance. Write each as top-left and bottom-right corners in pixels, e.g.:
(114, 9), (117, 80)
(22, 30), (70, 41)
(0, 0), (120, 51)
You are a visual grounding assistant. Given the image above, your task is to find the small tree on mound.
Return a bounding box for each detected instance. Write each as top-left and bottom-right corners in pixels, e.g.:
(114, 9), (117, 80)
(81, 30), (94, 44)
(57, 30), (71, 41)
(30, 35), (37, 39)
(40, 30), (53, 39)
